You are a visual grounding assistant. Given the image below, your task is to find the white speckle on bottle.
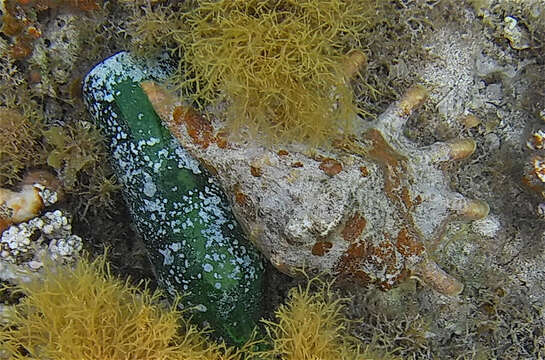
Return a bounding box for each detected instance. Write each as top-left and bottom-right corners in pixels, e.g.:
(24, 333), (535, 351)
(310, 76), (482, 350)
(143, 173), (157, 197)
(203, 263), (213, 272)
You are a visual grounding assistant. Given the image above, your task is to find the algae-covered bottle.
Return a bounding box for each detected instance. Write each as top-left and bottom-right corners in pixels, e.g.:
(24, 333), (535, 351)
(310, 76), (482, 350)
(83, 52), (263, 345)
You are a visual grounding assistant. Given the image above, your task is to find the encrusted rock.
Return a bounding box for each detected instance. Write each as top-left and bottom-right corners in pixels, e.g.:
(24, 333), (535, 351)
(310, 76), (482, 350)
(0, 209), (83, 282)
(0, 171), (80, 283)
(503, 16), (531, 50)
(0, 170), (63, 232)
(523, 128), (545, 216)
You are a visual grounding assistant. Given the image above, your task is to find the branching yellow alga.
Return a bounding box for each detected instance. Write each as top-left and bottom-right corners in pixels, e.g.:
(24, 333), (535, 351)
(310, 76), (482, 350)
(136, 0), (378, 146)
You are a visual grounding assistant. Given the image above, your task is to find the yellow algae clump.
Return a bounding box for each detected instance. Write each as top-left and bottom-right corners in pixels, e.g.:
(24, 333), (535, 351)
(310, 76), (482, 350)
(0, 255), (399, 359)
(165, 0), (378, 146)
(0, 256), (242, 360)
(260, 279), (399, 360)
(0, 107), (43, 186)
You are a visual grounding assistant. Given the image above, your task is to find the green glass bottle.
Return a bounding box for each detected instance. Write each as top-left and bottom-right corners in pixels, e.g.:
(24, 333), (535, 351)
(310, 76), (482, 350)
(83, 52), (263, 345)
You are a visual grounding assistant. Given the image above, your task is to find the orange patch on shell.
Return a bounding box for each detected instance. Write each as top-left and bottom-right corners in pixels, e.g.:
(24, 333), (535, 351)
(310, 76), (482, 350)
(172, 106), (214, 149)
(311, 241), (333, 256)
(395, 227), (425, 258)
(341, 213), (366, 242)
(250, 165), (262, 177)
(319, 158), (342, 176)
